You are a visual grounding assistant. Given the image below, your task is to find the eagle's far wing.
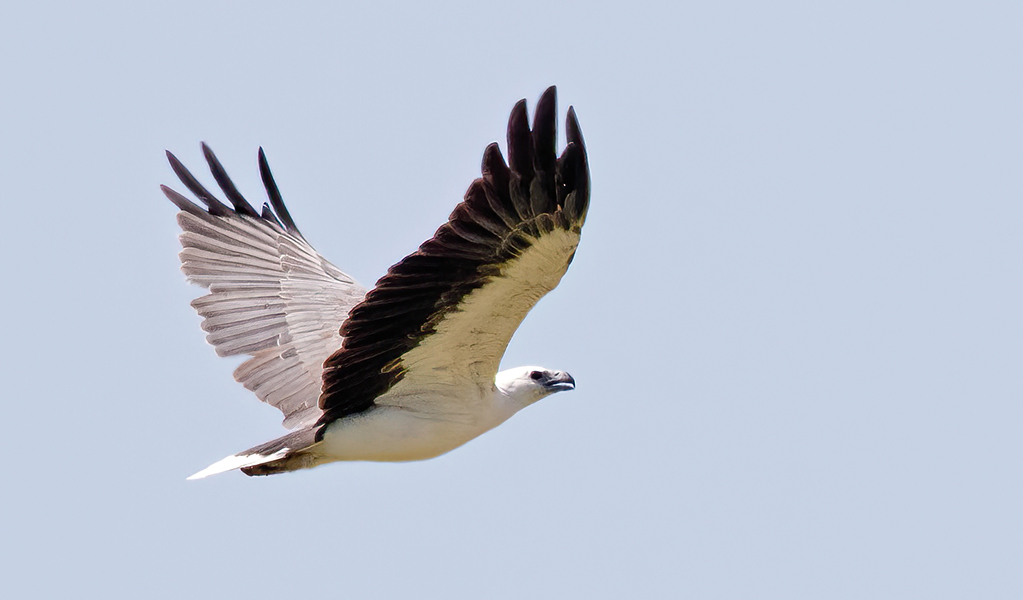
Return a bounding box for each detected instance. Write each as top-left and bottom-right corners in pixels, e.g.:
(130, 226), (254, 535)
(162, 145), (366, 429)
(317, 86), (589, 429)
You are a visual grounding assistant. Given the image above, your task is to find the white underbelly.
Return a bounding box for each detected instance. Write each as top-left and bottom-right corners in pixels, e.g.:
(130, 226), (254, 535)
(317, 405), (491, 462)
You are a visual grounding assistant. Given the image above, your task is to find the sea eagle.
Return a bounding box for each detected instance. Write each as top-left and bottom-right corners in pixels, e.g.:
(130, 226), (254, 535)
(162, 87), (589, 478)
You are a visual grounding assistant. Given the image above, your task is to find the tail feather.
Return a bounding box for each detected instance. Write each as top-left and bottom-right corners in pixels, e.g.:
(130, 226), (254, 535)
(187, 427), (319, 479)
(187, 449), (289, 480)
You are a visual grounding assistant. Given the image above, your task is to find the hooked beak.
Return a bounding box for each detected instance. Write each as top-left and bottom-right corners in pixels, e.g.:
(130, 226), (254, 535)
(545, 371), (576, 392)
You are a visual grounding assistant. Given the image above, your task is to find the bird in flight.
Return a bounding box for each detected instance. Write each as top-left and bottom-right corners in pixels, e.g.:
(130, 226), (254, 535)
(162, 87), (589, 478)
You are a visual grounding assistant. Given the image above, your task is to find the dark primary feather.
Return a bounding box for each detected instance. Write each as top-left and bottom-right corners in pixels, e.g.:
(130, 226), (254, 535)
(315, 86), (589, 433)
(258, 147), (304, 239)
(201, 143), (261, 218)
(530, 87), (558, 217)
(166, 150), (232, 217)
(561, 106), (590, 223)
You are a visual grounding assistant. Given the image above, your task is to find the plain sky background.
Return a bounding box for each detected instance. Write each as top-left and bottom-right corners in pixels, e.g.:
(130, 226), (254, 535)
(2, 1), (1021, 598)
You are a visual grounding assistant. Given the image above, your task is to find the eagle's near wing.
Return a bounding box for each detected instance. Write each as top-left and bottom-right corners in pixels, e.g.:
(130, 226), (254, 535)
(316, 85), (589, 433)
(161, 146), (366, 429)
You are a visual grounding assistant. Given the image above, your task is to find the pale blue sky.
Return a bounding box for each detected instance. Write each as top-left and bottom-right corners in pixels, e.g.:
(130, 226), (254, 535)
(2, 1), (1021, 598)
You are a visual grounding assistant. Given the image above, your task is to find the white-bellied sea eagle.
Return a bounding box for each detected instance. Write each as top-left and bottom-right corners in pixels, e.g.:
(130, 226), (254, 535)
(162, 87), (589, 478)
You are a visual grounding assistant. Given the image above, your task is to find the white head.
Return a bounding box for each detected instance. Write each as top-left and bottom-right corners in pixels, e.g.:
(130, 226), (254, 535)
(495, 366), (576, 409)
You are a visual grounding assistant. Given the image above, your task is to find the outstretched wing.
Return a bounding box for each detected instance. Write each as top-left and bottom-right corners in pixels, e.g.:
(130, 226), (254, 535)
(317, 86), (589, 430)
(162, 145), (366, 429)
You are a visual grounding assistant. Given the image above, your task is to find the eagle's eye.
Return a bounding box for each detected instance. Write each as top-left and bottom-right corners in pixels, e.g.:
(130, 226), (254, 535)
(529, 370), (544, 380)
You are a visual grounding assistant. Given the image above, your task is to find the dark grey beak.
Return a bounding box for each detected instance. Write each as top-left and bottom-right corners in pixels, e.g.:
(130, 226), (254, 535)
(545, 371), (576, 392)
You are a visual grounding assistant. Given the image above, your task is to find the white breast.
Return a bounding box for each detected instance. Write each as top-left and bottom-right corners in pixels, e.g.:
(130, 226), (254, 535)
(317, 387), (519, 462)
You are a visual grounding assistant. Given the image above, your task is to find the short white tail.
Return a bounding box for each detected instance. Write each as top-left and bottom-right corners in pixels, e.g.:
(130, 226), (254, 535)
(187, 449), (289, 480)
